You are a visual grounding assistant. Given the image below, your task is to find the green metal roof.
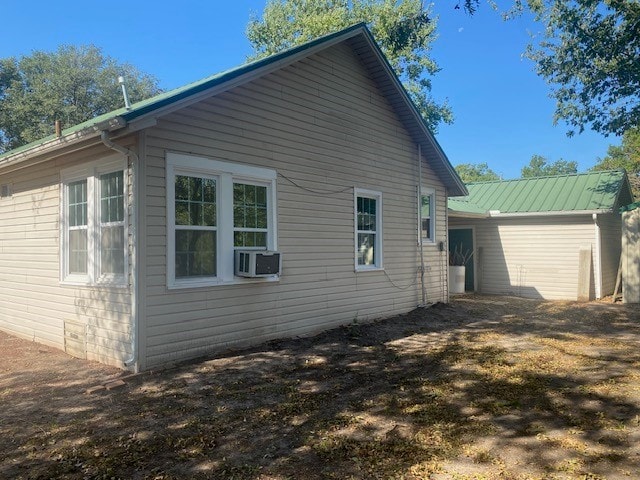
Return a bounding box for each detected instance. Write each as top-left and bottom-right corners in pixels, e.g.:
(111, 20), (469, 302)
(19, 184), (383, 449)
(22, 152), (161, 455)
(448, 198), (490, 216)
(449, 170), (633, 215)
(0, 24), (371, 162)
(0, 23), (467, 196)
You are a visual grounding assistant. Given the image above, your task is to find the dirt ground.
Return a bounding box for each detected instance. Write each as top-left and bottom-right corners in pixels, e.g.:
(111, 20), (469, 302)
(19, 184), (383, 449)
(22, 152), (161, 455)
(2, 295), (640, 479)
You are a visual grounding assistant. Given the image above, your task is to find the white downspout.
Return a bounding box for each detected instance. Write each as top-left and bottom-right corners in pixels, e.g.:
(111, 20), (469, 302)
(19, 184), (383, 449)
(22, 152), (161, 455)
(593, 213), (602, 299)
(101, 131), (139, 370)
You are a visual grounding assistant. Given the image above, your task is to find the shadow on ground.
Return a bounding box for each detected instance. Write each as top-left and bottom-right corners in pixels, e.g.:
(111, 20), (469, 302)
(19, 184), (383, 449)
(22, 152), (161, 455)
(2, 295), (640, 479)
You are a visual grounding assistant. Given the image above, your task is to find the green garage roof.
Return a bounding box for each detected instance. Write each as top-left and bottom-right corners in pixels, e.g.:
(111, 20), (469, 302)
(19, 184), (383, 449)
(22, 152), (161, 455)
(450, 170), (633, 216)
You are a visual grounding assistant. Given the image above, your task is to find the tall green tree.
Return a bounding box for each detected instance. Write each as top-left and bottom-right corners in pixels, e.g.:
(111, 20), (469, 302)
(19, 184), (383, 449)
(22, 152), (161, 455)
(454, 162), (500, 183)
(525, 0), (640, 137)
(521, 154), (578, 177)
(0, 45), (160, 153)
(246, 0), (452, 132)
(591, 127), (640, 198)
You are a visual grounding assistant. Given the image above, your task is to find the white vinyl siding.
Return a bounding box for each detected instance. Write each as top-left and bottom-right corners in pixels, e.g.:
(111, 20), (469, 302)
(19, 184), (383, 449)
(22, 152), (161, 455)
(139, 42), (448, 369)
(0, 145), (134, 368)
(598, 212), (623, 296)
(449, 215), (600, 300)
(622, 208), (640, 303)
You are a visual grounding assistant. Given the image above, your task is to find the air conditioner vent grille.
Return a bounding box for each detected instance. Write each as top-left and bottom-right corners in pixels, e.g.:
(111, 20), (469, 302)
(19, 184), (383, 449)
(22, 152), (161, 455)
(235, 250), (281, 277)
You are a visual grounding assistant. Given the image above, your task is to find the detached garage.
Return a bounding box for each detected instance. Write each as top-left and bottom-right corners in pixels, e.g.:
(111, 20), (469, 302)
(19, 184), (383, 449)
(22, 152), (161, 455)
(448, 170), (634, 300)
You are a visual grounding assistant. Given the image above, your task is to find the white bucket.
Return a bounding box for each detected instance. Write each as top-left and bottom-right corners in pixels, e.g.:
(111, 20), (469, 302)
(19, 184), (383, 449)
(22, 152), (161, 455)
(449, 265), (466, 294)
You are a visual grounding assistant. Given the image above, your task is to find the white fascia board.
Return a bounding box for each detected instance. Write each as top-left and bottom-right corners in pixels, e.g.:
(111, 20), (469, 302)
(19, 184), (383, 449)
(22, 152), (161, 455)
(487, 209), (613, 218)
(448, 210), (490, 219)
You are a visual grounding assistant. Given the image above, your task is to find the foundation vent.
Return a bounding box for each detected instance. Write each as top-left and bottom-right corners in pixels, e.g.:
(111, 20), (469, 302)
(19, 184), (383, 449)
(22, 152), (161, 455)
(64, 319), (87, 359)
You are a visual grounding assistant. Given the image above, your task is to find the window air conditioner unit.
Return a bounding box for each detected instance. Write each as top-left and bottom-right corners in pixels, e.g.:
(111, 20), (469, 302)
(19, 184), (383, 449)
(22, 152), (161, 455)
(235, 250), (281, 277)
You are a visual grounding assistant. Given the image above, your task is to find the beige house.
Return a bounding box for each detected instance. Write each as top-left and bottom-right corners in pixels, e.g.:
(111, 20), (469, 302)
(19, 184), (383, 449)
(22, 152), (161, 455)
(0, 25), (466, 371)
(448, 171), (634, 300)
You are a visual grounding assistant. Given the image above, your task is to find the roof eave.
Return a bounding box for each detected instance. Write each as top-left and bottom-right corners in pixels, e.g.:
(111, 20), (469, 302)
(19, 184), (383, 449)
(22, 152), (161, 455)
(0, 117), (126, 174)
(487, 209), (614, 218)
(448, 209), (490, 218)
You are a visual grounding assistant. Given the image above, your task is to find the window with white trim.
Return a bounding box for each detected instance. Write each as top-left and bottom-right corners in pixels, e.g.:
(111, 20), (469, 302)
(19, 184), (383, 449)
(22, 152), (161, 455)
(355, 189), (383, 270)
(61, 156), (127, 285)
(166, 152), (277, 288)
(421, 187), (435, 242)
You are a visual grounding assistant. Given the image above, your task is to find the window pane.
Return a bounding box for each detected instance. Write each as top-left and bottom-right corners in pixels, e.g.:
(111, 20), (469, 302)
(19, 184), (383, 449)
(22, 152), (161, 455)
(234, 231), (268, 248)
(422, 218), (431, 239)
(175, 230), (216, 277)
(203, 203), (216, 226)
(175, 175), (216, 227)
(233, 183), (269, 249)
(191, 177), (203, 201)
(234, 183), (268, 229)
(175, 176), (190, 200)
(357, 233), (375, 266)
(256, 186), (267, 206)
(100, 171), (124, 223)
(421, 194), (432, 239)
(357, 196), (377, 232)
(246, 206), (257, 228)
(256, 207), (267, 229)
(421, 195), (431, 216)
(101, 226), (125, 274)
(190, 202), (203, 226)
(233, 205), (244, 228)
(175, 201), (190, 225)
(68, 180), (87, 227)
(69, 229), (88, 274)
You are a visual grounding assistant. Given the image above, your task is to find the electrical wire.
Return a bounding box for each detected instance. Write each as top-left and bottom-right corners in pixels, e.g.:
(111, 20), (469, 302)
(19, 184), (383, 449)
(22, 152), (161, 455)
(278, 171), (418, 292)
(383, 269), (419, 291)
(278, 172), (353, 195)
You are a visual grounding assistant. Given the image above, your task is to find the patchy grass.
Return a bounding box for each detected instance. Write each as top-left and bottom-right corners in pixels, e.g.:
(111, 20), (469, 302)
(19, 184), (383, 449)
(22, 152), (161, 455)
(2, 296), (640, 479)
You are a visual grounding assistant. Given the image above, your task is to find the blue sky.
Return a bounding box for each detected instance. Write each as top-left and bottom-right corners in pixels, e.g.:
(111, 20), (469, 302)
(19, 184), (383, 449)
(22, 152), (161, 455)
(2, 1), (616, 179)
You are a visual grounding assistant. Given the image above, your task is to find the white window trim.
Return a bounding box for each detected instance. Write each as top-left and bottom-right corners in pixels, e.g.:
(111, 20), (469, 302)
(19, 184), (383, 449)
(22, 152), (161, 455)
(354, 188), (383, 272)
(420, 186), (436, 244)
(60, 154), (128, 287)
(166, 152), (278, 289)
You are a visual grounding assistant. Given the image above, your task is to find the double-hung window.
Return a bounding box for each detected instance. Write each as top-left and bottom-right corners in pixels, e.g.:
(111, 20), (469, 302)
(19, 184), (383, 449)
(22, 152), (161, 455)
(167, 152), (277, 288)
(61, 156), (127, 285)
(355, 188), (383, 270)
(420, 187), (435, 243)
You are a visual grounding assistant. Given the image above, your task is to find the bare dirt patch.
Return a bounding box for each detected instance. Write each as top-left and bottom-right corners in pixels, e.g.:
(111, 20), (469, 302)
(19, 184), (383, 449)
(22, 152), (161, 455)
(2, 295), (640, 479)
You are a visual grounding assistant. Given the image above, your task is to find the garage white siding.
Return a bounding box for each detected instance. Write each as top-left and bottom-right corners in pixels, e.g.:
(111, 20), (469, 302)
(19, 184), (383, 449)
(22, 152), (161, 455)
(450, 215), (597, 300)
(598, 212), (623, 297)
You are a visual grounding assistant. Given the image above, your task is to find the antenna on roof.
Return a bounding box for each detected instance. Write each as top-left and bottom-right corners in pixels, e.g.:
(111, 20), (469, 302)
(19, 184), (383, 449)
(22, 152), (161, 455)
(118, 76), (132, 111)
